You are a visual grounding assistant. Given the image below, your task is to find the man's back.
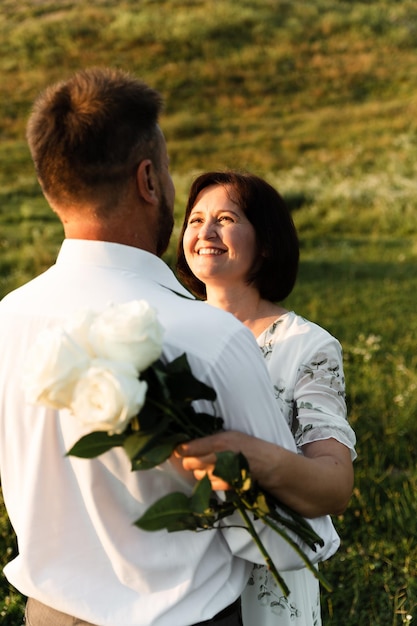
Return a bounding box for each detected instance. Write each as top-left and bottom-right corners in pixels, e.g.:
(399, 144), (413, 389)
(0, 240), (339, 626)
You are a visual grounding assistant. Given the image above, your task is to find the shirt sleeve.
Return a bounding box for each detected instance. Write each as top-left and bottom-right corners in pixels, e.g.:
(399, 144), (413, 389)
(221, 507), (340, 570)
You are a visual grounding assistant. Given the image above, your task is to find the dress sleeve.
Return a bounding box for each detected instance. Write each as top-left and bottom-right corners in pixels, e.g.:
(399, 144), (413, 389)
(292, 337), (357, 460)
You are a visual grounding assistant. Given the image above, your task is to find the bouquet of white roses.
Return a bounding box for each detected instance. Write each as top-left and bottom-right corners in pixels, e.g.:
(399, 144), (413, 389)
(24, 300), (330, 597)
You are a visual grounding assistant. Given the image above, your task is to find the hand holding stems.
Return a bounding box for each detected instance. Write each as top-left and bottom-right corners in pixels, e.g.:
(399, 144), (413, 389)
(176, 430), (354, 519)
(136, 448), (331, 597)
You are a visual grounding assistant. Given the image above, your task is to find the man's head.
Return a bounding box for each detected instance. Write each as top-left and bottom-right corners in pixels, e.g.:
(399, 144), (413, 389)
(26, 67), (175, 253)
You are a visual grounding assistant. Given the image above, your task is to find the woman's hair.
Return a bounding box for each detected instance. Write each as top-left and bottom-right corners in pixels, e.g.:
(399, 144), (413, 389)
(176, 171), (299, 302)
(26, 67), (163, 211)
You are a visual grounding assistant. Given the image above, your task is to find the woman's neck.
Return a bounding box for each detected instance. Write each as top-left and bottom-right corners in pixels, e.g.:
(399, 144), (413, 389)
(206, 284), (288, 337)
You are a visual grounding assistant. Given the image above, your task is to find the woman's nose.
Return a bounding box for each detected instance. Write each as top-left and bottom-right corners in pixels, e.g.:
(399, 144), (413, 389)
(198, 220), (217, 239)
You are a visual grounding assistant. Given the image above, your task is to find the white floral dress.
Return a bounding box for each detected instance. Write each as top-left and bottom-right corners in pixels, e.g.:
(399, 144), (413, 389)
(241, 311), (356, 626)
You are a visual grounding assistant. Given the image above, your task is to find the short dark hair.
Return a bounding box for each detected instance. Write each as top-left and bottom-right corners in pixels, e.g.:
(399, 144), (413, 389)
(26, 67), (163, 210)
(176, 171), (299, 302)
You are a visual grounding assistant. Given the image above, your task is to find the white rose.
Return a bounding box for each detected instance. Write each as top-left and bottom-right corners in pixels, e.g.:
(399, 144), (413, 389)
(66, 308), (98, 356)
(23, 327), (90, 409)
(71, 359), (148, 435)
(89, 300), (164, 372)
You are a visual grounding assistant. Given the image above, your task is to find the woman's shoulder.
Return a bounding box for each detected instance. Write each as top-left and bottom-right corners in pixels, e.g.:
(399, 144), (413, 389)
(260, 311), (343, 355)
(288, 311), (339, 341)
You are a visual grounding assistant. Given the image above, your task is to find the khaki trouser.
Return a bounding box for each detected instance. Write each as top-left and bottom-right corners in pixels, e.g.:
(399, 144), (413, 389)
(25, 598), (96, 625)
(25, 597), (243, 626)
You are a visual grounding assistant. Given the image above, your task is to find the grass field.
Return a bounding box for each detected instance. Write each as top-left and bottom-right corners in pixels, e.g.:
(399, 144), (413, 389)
(1, 1), (417, 624)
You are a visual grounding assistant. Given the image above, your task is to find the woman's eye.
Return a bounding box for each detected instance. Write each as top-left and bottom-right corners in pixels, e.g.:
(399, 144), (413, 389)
(188, 217), (203, 225)
(218, 215), (233, 223)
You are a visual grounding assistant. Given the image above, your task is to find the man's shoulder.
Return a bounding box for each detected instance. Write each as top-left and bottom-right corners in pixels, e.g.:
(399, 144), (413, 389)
(159, 296), (249, 355)
(0, 269), (53, 312)
(153, 293), (261, 377)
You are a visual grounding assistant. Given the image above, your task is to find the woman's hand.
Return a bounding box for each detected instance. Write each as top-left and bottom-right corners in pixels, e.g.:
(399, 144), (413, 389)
(175, 431), (252, 491)
(176, 430), (354, 518)
(175, 430), (288, 491)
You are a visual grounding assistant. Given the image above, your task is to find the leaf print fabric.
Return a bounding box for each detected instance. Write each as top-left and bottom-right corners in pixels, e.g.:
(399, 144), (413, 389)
(257, 312), (356, 455)
(241, 311), (356, 626)
(243, 564), (321, 625)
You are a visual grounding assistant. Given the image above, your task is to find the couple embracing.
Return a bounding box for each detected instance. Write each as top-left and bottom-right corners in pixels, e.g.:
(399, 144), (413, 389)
(0, 68), (355, 626)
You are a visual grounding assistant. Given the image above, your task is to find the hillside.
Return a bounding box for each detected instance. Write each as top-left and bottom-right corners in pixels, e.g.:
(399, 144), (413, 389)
(1, 0), (417, 296)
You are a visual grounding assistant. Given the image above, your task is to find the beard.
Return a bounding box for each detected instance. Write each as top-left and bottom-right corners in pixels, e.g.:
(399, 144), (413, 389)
(156, 187), (174, 257)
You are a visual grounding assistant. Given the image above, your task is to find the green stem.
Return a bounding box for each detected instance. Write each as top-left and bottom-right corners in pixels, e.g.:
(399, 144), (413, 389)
(260, 504), (323, 550)
(260, 513), (332, 591)
(235, 490), (331, 591)
(234, 498), (291, 597)
(267, 499), (325, 547)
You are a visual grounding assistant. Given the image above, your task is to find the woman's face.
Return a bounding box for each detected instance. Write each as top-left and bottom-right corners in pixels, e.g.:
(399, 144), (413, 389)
(182, 184), (258, 288)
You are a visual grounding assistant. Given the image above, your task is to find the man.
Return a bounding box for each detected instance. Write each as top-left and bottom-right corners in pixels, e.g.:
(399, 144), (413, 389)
(0, 68), (339, 626)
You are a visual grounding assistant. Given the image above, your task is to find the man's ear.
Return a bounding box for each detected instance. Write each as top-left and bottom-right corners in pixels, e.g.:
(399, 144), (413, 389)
(136, 159), (159, 204)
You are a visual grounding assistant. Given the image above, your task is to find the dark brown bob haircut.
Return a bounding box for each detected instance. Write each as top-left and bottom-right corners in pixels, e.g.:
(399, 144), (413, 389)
(26, 67), (163, 210)
(176, 171), (299, 302)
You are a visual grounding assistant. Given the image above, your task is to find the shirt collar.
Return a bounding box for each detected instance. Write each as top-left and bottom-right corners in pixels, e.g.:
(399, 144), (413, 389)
(56, 239), (192, 298)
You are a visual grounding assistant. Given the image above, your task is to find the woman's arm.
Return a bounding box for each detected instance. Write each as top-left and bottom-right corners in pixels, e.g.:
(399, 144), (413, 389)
(176, 431), (354, 518)
(177, 321), (355, 518)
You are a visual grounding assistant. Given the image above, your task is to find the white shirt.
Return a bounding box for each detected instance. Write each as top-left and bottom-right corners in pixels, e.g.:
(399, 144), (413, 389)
(0, 240), (339, 626)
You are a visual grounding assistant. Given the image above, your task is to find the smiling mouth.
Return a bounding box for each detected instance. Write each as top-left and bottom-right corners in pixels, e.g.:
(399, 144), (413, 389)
(197, 248), (225, 255)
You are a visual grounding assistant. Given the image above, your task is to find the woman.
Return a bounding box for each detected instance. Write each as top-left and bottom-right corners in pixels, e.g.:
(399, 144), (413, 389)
(176, 171), (356, 626)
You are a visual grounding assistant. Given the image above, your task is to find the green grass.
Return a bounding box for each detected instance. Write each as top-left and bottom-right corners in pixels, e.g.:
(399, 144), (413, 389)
(1, 1), (417, 624)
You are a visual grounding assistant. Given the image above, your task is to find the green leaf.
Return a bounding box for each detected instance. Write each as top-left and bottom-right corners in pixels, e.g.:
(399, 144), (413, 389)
(184, 410), (224, 435)
(134, 492), (195, 531)
(123, 419), (172, 459)
(140, 361), (172, 405)
(128, 437), (185, 470)
(131, 443), (175, 471)
(190, 475), (213, 513)
(213, 451), (250, 488)
(164, 353), (193, 375)
(164, 354), (217, 402)
(134, 400), (166, 431)
(134, 484), (224, 532)
(66, 431), (125, 458)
